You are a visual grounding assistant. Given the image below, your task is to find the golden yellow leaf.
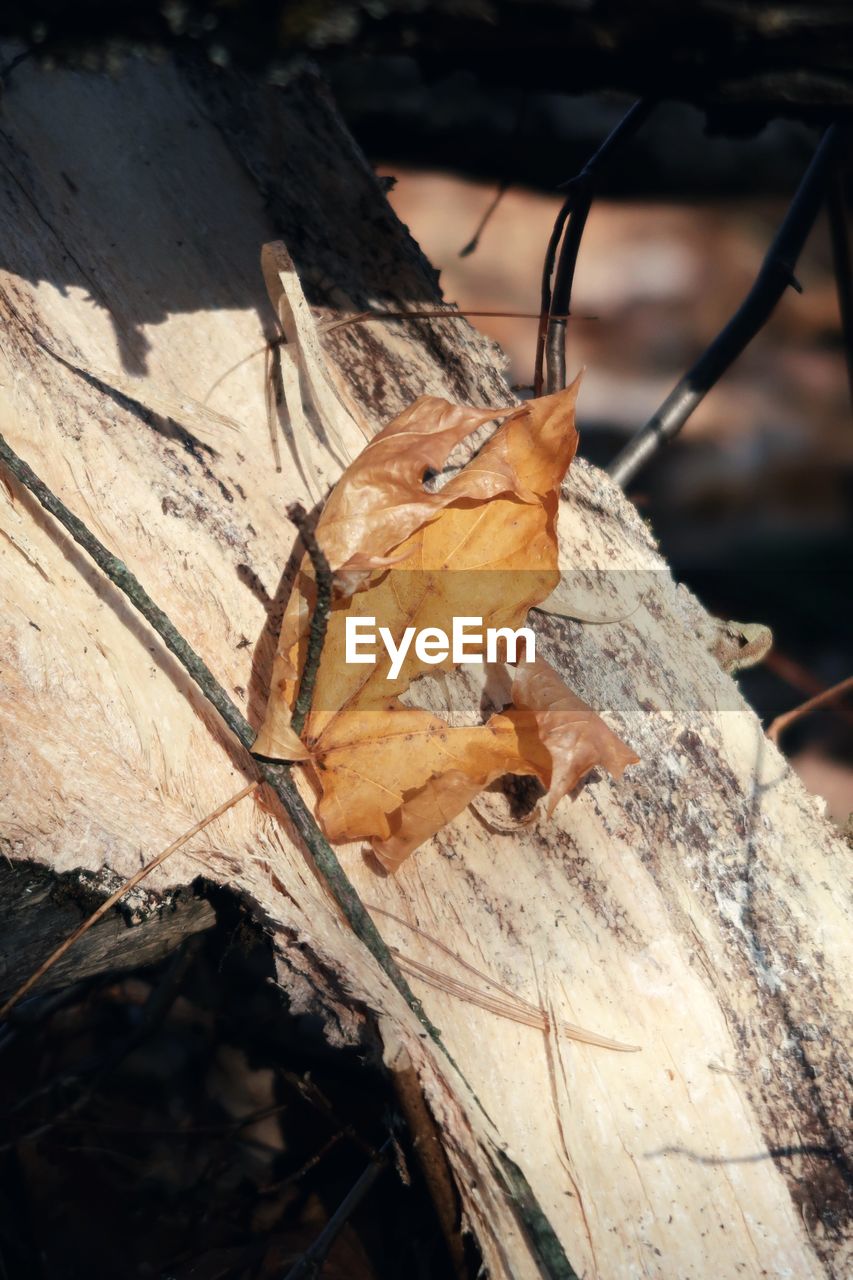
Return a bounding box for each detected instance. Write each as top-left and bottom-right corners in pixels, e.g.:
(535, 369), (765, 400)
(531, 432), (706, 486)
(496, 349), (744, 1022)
(255, 381), (639, 870)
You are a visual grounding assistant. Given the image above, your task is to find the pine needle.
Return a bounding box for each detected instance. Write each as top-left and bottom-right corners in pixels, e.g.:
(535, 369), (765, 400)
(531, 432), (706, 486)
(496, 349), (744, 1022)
(369, 905), (639, 1052)
(0, 782), (258, 1021)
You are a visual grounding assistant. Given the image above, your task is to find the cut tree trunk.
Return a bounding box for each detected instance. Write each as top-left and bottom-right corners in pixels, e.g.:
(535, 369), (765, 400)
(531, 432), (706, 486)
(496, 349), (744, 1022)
(0, 51), (850, 1280)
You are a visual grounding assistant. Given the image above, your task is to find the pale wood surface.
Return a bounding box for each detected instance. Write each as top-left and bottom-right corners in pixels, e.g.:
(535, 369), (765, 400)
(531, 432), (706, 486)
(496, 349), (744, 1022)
(0, 52), (850, 1278)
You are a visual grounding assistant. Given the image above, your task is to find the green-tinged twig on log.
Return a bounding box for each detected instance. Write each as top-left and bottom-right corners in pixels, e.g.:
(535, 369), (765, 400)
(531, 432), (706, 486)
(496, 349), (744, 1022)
(0, 431), (426, 1025)
(286, 501), (331, 738)
(0, 431), (581, 1280)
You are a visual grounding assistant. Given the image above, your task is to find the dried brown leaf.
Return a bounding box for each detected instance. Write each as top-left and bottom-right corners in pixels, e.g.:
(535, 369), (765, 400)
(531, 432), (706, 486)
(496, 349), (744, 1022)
(501, 656), (640, 815)
(255, 382), (639, 869)
(315, 395), (514, 582)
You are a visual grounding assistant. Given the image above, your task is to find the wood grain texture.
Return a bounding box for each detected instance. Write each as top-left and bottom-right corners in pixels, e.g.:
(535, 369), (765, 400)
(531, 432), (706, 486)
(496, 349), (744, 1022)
(0, 52), (850, 1278)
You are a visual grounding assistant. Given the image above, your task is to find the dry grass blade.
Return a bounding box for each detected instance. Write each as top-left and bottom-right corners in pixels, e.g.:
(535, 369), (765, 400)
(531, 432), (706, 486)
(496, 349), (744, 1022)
(767, 674), (853, 744)
(322, 308), (580, 334)
(0, 782), (258, 1021)
(371, 906), (639, 1052)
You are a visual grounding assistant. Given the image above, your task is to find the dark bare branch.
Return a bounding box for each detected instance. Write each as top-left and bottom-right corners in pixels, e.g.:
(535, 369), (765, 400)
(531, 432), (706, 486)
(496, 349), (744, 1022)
(828, 169), (853, 412)
(539, 98), (654, 396)
(282, 1140), (392, 1280)
(608, 123), (841, 488)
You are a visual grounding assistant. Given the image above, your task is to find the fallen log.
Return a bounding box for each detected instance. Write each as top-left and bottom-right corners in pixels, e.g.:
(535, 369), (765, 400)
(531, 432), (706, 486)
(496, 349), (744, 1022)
(0, 51), (850, 1278)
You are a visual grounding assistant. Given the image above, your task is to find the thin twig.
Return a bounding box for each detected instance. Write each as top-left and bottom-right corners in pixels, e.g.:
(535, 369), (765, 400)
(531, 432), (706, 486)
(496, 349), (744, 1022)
(323, 307), (578, 335)
(261, 1130), (347, 1194)
(608, 123), (841, 489)
(286, 502), (332, 737)
(534, 202), (572, 397)
(278, 1069), (379, 1161)
(765, 649), (853, 731)
(827, 169), (853, 412)
(0, 783), (258, 1021)
(767, 674), (853, 744)
(459, 179), (511, 257)
(458, 93), (531, 259)
(539, 99), (654, 395)
(544, 196), (590, 394)
(282, 1140), (392, 1280)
